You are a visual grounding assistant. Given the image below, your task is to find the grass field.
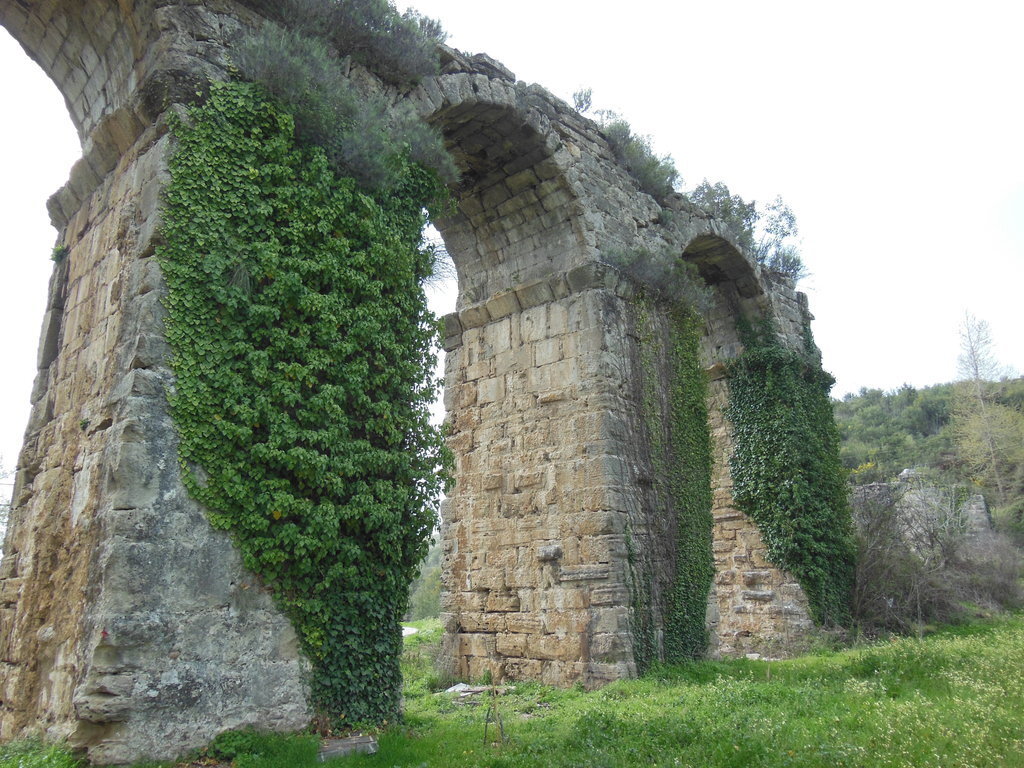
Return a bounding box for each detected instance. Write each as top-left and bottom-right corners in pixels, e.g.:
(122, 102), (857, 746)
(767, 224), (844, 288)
(3, 616), (1022, 767)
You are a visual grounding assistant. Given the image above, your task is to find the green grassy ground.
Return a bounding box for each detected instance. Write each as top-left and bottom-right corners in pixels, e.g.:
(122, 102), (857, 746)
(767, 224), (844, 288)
(355, 617), (1024, 768)
(4, 616), (1022, 767)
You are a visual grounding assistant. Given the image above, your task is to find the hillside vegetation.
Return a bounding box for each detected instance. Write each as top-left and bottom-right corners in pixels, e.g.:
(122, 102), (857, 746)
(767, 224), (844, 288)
(835, 377), (1024, 529)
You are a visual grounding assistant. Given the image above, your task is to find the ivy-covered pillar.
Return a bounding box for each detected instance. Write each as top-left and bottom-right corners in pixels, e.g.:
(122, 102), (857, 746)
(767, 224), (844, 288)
(703, 283), (855, 658)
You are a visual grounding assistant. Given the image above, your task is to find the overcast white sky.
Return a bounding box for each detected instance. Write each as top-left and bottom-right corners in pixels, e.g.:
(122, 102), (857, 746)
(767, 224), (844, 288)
(1, 0), (1022, 473)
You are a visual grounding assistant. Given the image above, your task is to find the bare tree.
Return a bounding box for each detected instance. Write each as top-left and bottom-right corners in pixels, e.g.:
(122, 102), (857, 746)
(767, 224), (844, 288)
(954, 313), (1023, 507)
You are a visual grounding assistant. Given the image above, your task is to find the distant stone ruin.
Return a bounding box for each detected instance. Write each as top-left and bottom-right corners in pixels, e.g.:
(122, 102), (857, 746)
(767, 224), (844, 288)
(852, 475), (992, 545)
(1, 1), (833, 762)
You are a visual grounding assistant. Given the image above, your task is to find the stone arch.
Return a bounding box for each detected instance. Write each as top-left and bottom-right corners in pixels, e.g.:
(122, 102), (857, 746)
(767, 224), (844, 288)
(412, 68), (656, 688)
(683, 232), (760, 296)
(0, 0), (139, 141)
(414, 69), (590, 308)
(413, 57), (824, 685)
(682, 230), (766, 366)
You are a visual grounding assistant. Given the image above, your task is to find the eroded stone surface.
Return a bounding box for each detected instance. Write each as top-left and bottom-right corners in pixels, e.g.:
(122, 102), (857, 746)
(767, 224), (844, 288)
(0, 3), (307, 763)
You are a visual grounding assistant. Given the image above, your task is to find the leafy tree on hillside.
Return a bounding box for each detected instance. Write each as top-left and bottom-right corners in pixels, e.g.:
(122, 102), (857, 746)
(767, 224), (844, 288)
(834, 314), (1024, 540)
(834, 384), (958, 483)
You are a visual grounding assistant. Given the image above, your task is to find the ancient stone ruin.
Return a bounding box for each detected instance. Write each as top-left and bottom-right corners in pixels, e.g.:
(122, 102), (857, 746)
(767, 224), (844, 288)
(1, 1), (834, 762)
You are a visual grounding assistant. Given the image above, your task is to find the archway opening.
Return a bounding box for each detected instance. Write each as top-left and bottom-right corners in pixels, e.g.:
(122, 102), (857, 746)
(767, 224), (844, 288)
(425, 98), (585, 309)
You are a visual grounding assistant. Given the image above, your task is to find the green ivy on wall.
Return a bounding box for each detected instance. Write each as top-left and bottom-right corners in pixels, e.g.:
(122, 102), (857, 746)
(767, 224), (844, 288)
(660, 308), (714, 660)
(726, 319), (856, 626)
(633, 294), (714, 668)
(157, 80), (446, 727)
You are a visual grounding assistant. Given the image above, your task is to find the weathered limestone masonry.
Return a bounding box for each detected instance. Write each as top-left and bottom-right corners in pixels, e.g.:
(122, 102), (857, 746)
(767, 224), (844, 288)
(418, 52), (818, 681)
(0, 1), (832, 762)
(0, 2), (310, 763)
(702, 282), (815, 659)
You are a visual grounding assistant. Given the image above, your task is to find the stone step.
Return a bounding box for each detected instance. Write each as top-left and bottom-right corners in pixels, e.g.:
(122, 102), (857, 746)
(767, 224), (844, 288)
(318, 735), (378, 761)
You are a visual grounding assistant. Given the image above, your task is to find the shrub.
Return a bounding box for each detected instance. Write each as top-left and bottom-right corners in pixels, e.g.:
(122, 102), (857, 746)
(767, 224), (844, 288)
(602, 246), (711, 313)
(689, 180), (807, 281)
(851, 477), (1023, 634)
(601, 117), (679, 200)
(233, 22), (455, 190)
(572, 87), (593, 113)
(993, 496), (1024, 545)
(240, 0), (445, 85)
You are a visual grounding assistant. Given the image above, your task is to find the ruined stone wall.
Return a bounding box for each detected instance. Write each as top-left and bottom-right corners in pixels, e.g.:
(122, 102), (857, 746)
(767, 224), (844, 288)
(436, 248), (819, 683)
(1, 1), (840, 759)
(423, 57), (820, 679)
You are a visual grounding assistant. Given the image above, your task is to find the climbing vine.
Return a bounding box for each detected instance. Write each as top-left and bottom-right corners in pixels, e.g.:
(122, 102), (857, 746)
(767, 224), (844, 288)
(157, 81), (446, 727)
(660, 308), (714, 660)
(726, 318), (856, 626)
(633, 293), (714, 667)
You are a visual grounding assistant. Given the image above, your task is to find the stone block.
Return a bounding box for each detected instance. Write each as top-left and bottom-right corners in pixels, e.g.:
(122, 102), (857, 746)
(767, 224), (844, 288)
(742, 570), (772, 586)
(590, 607), (624, 634)
(506, 564), (541, 588)
(477, 377), (505, 405)
(537, 389), (568, 404)
(495, 632), (527, 657)
(460, 612), (506, 633)
(543, 610), (589, 634)
(505, 168), (539, 194)
(579, 535), (626, 563)
(512, 470), (543, 489)
(528, 632), (582, 662)
(518, 304), (548, 343)
(465, 361), (491, 381)
(571, 510), (622, 536)
(443, 312), (463, 340)
(589, 585), (629, 606)
(506, 614), (543, 635)
(559, 565), (611, 582)
(458, 633), (496, 658)
(481, 182), (511, 209)
(534, 338), (561, 366)
(458, 303), (491, 330)
(486, 592), (521, 612)
(485, 291), (521, 321)
(514, 279), (555, 310)
(537, 543), (563, 562)
(502, 657), (544, 681)
(589, 632), (627, 662)
(471, 566), (506, 591)
(456, 591), (488, 612)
